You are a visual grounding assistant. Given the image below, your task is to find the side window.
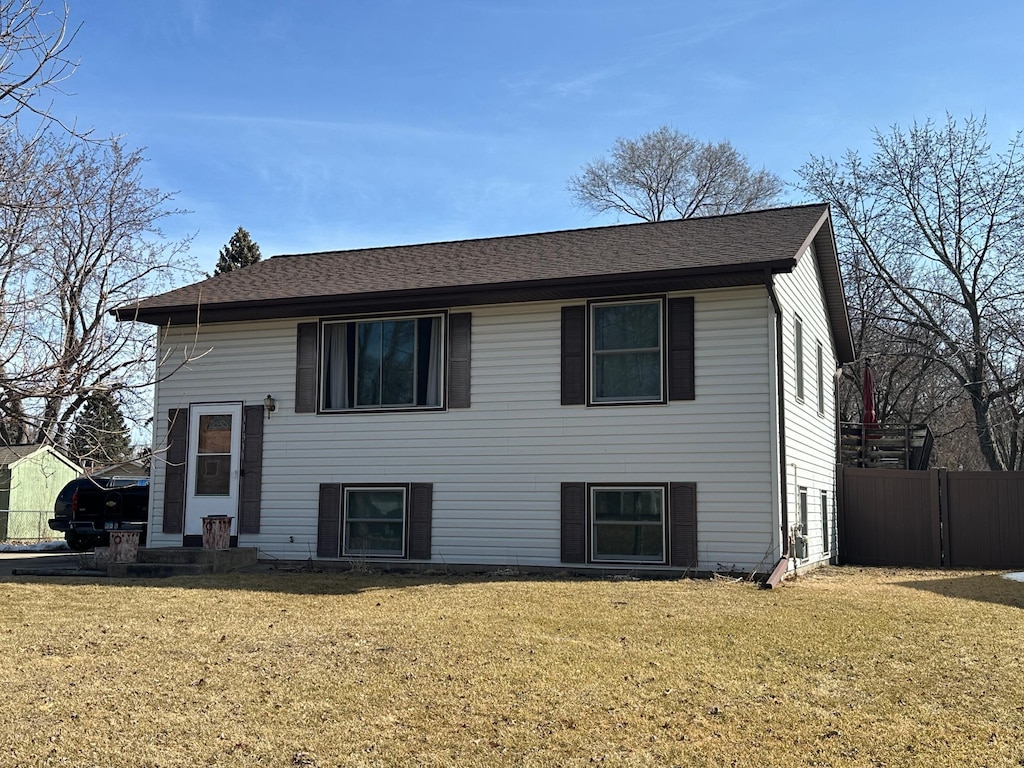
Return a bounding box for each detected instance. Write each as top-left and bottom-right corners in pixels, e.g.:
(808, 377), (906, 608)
(795, 316), (805, 402)
(821, 491), (829, 553)
(816, 340), (825, 416)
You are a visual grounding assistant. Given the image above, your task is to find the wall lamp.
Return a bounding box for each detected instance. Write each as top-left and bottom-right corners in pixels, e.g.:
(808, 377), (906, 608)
(263, 394), (277, 417)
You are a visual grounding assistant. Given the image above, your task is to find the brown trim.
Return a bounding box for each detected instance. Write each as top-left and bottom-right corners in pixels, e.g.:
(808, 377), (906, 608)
(560, 307), (587, 405)
(163, 409), (188, 535)
(447, 313), (472, 409)
(295, 323), (318, 413)
(667, 296), (695, 401)
(316, 483), (342, 558)
(408, 482), (433, 560)
(237, 405), (264, 534)
(669, 482), (697, 568)
(560, 482), (587, 563)
(118, 264), (796, 327)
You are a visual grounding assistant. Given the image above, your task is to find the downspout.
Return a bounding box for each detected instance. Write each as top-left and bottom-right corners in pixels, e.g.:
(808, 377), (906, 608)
(764, 270), (790, 588)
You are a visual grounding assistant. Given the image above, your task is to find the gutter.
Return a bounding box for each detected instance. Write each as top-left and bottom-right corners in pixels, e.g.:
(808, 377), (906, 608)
(763, 270), (790, 589)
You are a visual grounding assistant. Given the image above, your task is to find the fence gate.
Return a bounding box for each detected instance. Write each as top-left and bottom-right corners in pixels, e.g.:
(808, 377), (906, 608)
(837, 466), (1024, 568)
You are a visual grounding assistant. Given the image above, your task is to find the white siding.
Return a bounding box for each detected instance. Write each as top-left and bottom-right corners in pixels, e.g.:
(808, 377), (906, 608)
(149, 287), (782, 571)
(774, 244), (840, 566)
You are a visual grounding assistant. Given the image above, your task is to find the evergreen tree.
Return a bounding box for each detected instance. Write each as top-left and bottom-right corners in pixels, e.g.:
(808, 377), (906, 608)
(69, 392), (132, 467)
(213, 226), (262, 275)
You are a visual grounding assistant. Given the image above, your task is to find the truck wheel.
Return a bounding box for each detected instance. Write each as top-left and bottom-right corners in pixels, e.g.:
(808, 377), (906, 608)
(66, 532), (92, 552)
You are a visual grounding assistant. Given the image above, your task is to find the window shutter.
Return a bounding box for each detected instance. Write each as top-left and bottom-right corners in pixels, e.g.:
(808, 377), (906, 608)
(668, 296), (695, 401)
(316, 483), (342, 558)
(408, 482), (433, 560)
(448, 313), (472, 409)
(295, 322), (318, 413)
(669, 482), (697, 569)
(561, 306), (586, 405)
(163, 408), (188, 534)
(238, 405), (264, 534)
(560, 482), (587, 563)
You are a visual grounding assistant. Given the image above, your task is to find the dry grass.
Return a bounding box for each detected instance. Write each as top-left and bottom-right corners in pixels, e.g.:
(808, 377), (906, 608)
(1, 566), (1023, 767)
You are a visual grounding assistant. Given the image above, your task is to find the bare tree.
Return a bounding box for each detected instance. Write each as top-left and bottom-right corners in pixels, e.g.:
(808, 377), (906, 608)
(0, 0), (79, 129)
(568, 126), (783, 222)
(798, 115), (1024, 470)
(0, 131), (197, 447)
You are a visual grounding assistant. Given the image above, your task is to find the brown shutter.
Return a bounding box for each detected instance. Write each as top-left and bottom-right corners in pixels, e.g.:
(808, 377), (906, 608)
(561, 306), (587, 405)
(448, 313), (472, 409)
(295, 322), (318, 413)
(237, 405), (264, 534)
(668, 296), (695, 401)
(560, 482), (587, 563)
(669, 482), (697, 568)
(408, 482), (433, 560)
(163, 408), (188, 534)
(316, 483), (342, 558)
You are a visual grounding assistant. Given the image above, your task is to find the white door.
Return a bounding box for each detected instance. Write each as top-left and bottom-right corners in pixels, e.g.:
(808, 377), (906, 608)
(185, 402), (242, 536)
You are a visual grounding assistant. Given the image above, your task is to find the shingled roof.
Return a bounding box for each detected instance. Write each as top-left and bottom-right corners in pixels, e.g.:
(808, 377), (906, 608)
(116, 203), (854, 362)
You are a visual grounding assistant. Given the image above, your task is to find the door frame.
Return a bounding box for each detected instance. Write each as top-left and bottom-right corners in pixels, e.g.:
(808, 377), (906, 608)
(182, 401), (242, 547)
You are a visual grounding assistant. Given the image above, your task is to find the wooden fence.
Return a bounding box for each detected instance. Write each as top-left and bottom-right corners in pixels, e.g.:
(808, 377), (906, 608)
(837, 466), (1024, 569)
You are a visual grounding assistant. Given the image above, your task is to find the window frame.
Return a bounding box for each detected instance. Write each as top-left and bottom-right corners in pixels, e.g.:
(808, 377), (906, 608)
(341, 484), (409, 558)
(589, 483), (669, 565)
(587, 296), (667, 406)
(795, 315), (805, 402)
(816, 340), (825, 416)
(820, 490), (830, 554)
(318, 310), (448, 414)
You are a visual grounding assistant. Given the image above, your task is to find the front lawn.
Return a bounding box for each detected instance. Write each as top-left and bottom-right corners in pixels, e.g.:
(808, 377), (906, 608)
(1, 567), (1022, 767)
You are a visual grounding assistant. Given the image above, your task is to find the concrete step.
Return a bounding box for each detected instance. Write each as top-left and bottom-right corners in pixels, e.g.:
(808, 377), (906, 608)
(108, 562), (212, 578)
(106, 546), (259, 578)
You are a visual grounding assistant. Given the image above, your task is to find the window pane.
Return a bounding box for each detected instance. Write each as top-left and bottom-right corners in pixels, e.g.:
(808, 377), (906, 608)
(594, 524), (664, 560)
(197, 414), (232, 453)
(345, 489), (405, 556)
(356, 322), (382, 405)
(380, 320), (416, 405)
(595, 351), (660, 401)
(594, 303), (660, 351)
(195, 456), (230, 496)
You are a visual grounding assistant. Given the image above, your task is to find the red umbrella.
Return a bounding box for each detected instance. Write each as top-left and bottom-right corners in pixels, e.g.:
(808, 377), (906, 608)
(863, 359), (878, 433)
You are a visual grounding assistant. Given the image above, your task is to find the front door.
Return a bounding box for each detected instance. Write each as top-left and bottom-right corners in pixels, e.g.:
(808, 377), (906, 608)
(185, 402), (242, 538)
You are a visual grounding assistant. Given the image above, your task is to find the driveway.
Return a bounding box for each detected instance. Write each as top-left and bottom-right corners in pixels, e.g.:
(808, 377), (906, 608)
(0, 550), (83, 577)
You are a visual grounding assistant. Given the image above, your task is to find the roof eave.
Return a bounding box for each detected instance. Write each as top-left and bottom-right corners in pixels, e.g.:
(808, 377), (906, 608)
(115, 259), (798, 326)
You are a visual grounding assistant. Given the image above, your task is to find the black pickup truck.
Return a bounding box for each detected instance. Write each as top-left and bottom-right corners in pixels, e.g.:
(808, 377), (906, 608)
(48, 476), (149, 551)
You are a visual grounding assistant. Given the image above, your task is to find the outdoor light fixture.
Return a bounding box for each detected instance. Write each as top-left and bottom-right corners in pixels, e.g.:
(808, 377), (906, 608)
(263, 394), (277, 416)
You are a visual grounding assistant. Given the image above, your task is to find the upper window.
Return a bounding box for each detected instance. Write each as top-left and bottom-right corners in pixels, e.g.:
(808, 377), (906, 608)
(591, 299), (664, 404)
(321, 314), (444, 411)
(591, 486), (666, 564)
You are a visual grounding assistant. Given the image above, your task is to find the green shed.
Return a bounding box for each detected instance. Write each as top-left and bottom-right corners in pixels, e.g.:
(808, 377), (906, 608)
(0, 445), (82, 541)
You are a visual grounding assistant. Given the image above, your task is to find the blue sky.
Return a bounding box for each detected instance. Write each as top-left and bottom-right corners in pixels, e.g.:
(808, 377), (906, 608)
(53, 0), (1024, 275)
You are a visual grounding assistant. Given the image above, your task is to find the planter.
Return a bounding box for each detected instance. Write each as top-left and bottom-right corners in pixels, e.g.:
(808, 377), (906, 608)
(202, 515), (232, 550)
(108, 530), (140, 563)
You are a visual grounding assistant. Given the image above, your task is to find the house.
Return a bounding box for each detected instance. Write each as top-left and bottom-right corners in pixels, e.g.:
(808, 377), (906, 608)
(0, 444), (81, 540)
(115, 203), (855, 579)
